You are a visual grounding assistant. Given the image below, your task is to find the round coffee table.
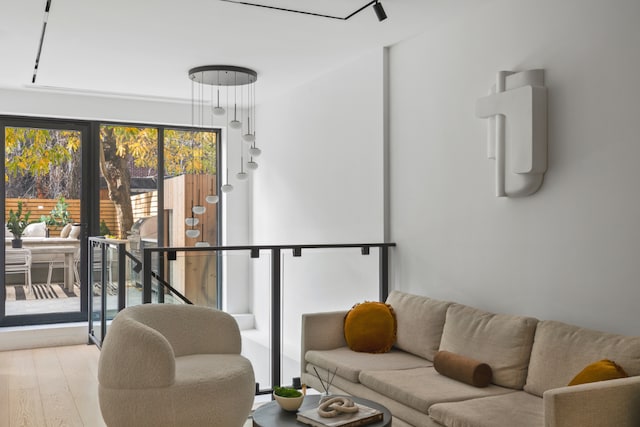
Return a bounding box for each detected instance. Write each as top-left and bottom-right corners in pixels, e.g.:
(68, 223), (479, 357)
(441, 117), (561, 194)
(252, 394), (392, 427)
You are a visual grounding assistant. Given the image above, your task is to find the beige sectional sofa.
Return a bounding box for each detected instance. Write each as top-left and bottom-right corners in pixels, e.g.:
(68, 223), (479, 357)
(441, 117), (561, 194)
(301, 291), (640, 427)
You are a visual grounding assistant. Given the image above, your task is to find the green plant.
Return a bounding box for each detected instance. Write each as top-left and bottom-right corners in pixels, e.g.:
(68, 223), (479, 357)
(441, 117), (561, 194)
(273, 386), (302, 398)
(40, 196), (72, 227)
(7, 201), (32, 239)
(99, 219), (111, 236)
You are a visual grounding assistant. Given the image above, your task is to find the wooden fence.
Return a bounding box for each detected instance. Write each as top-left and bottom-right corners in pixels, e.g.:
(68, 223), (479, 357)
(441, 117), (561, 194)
(5, 198), (118, 237)
(132, 191), (157, 219)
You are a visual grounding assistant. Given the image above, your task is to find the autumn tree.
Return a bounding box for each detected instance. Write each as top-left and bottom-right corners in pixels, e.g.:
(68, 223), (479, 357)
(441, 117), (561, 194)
(5, 127), (81, 198)
(6, 125), (216, 239)
(99, 126), (216, 238)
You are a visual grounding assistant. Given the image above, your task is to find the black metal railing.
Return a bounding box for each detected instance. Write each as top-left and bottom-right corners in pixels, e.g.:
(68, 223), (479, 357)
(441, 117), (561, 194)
(141, 243), (395, 393)
(88, 238), (396, 393)
(87, 238), (127, 348)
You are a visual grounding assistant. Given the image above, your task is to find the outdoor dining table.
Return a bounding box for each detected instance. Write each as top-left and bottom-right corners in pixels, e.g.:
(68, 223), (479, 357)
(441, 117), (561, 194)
(28, 245), (77, 291)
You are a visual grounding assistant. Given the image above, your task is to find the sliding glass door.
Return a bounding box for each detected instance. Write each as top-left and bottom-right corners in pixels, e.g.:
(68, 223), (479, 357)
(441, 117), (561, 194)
(1, 118), (89, 325)
(1, 117), (221, 327)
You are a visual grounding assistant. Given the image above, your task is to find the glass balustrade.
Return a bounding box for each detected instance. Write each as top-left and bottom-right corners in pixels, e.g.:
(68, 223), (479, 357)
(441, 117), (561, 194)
(88, 239), (394, 393)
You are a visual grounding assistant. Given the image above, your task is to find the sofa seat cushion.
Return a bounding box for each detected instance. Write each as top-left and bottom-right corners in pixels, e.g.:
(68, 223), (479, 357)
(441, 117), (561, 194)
(385, 291), (452, 361)
(359, 367), (514, 414)
(305, 347), (431, 383)
(439, 303), (538, 389)
(429, 391), (543, 427)
(524, 320), (640, 397)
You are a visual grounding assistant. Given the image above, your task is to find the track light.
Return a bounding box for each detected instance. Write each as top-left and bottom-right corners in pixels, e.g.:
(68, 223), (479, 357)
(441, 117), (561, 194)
(373, 1), (387, 22)
(221, 0), (388, 22)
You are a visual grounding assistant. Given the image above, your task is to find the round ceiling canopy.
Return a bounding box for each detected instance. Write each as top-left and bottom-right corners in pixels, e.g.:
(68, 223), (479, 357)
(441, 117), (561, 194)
(188, 65), (257, 86)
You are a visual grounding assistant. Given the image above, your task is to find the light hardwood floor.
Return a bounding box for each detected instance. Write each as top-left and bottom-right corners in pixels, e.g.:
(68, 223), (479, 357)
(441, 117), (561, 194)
(0, 344), (106, 427)
(0, 344), (260, 427)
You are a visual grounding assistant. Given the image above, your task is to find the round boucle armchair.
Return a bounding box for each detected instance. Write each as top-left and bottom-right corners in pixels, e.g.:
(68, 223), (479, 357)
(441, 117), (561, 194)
(98, 304), (255, 427)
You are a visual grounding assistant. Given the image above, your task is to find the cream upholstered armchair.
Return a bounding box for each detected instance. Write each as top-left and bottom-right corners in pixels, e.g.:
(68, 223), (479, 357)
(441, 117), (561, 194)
(98, 304), (255, 427)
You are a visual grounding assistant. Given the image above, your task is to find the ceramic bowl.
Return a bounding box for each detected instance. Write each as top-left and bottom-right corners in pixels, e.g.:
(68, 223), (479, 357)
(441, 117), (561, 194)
(273, 391), (305, 412)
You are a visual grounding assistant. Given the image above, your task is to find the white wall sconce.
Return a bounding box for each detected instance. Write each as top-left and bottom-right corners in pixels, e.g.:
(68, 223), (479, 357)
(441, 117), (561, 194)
(476, 69), (547, 197)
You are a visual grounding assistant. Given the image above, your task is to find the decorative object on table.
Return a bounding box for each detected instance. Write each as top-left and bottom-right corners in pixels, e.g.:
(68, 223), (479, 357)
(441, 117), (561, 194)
(273, 385), (305, 412)
(296, 397), (383, 427)
(313, 366), (338, 399)
(7, 201), (32, 248)
(317, 396), (359, 417)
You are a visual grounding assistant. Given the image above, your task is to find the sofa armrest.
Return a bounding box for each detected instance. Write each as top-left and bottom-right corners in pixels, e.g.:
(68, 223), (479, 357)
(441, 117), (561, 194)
(300, 311), (348, 375)
(543, 376), (640, 427)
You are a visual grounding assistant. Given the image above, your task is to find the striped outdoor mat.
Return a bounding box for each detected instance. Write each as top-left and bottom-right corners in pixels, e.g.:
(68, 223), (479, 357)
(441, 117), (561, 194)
(6, 284), (77, 301)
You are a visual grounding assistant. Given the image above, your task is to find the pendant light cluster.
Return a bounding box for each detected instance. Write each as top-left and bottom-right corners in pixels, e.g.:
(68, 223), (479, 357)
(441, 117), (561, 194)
(184, 65), (260, 243)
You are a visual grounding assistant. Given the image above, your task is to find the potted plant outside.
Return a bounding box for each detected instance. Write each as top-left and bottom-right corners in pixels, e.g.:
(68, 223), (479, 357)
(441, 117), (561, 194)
(40, 196), (73, 236)
(7, 201), (32, 248)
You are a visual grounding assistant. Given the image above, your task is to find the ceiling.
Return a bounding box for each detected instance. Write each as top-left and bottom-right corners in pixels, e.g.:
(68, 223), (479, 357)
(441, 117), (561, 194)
(0, 0), (481, 103)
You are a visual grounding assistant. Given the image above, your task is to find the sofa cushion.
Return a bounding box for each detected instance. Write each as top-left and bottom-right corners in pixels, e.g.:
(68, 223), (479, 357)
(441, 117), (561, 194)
(22, 222), (47, 237)
(568, 359), (629, 386)
(428, 391), (543, 427)
(434, 350), (492, 387)
(359, 367), (514, 414)
(344, 301), (396, 353)
(68, 224), (82, 239)
(60, 223), (73, 238)
(385, 291), (452, 361)
(439, 304), (538, 389)
(524, 320), (640, 397)
(305, 347), (431, 383)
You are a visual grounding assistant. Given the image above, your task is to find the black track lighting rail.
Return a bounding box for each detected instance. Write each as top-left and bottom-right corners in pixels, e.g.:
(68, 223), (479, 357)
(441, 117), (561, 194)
(219, 0), (387, 21)
(32, 0), (53, 83)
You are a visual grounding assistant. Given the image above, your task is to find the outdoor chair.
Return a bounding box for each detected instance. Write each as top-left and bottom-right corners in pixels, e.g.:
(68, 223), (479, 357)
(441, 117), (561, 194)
(46, 245), (82, 288)
(5, 248), (33, 294)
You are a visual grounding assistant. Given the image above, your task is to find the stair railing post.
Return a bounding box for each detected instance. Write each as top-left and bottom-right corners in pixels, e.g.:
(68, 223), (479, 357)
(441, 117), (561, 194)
(271, 248), (281, 391)
(143, 248), (152, 304)
(379, 245), (389, 302)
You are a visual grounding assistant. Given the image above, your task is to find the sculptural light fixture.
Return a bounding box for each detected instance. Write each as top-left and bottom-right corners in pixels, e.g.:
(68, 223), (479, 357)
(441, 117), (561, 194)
(476, 69), (547, 197)
(188, 65), (260, 194)
(184, 66), (260, 243)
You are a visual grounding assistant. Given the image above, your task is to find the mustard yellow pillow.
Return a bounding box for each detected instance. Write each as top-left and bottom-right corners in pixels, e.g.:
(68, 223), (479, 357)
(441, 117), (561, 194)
(568, 359), (628, 386)
(344, 301), (396, 353)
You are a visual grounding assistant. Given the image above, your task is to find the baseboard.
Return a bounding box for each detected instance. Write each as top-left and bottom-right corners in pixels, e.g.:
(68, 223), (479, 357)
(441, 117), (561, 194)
(0, 313), (254, 352)
(0, 322), (88, 351)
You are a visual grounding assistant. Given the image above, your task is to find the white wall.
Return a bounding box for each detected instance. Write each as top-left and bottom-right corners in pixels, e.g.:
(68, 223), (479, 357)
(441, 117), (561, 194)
(250, 49), (387, 382)
(0, 87), (190, 125)
(389, 0), (640, 336)
(253, 48), (386, 245)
